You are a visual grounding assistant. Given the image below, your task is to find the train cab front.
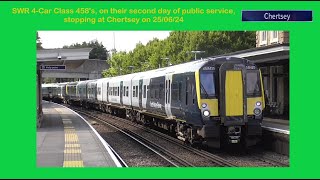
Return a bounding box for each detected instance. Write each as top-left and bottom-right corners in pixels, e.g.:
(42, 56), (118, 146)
(196, 57), (265, 148)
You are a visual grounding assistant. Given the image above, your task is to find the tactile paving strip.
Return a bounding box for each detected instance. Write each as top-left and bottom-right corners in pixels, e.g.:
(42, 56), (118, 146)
(61, 117), (84, 167)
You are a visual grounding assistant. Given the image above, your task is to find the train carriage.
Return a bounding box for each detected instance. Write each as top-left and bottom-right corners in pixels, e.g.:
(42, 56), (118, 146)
(87, 80), (98, 109)
(122, 56), (265, 148)
(65, 82), (79, 105)
(41, 56), (265, 149)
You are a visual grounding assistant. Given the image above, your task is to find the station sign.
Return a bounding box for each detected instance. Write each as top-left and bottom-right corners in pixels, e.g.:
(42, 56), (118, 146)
(40, 65), (66, 70)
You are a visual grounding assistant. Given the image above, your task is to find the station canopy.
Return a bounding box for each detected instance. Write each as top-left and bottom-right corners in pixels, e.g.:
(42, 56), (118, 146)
(37, 48), (92, 69)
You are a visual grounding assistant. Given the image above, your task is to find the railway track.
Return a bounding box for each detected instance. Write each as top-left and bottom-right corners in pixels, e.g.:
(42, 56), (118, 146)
(67, 105), (288, 167)
(72, 106), (235, 167)
(77, 110), (185, 167)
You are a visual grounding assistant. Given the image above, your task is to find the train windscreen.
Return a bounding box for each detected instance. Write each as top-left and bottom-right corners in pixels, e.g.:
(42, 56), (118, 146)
(200, 71), (216, 98)
(246, 70), (261, 97)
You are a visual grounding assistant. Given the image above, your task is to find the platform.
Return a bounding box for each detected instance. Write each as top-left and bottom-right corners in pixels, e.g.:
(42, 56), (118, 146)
(262, 117), (289, 134)
(37, 101), (123, 167)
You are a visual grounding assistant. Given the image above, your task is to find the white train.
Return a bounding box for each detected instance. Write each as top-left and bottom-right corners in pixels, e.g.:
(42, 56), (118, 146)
(42, 56), (265, 148)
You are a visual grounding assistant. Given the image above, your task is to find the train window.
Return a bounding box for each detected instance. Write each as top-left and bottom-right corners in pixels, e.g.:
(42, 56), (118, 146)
(136, 86), (138, 97)
(150, 85), (154, 99)
(246, 71), (261, 97)
(186, 78), (189, 105)
(147, 85), (149, 98)
(159, 83), (163, 99)
(200, 71), (215, 98)
(143, 85), (146, 98)
(178, 82), (182, 101)
(126, 86), (129, 97)
(133, 86), (136, 97)
(168, 80), (171, 103)
(172, 83), (178, 100)
(192, 83), (195, 105)
(165, 80), (168, 103)
(155, 88), (158, 99)
(118, 87), (119, 96)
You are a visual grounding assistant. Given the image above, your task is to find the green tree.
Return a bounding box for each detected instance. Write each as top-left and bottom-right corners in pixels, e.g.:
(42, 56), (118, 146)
(63, 40), (109, 60)
(37, 32), (43, 49)
(102, 51), (128, 77)
(102, 31), (256, 78)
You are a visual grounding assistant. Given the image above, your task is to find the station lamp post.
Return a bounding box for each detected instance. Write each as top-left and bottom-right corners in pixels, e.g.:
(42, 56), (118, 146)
(187, 50), (205, 61)
(128, 66), (134, 73)
(160, 57), (171, 67)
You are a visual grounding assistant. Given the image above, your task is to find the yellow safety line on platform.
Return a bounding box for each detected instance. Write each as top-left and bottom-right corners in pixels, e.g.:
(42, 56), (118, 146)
(61, 117), (84, 167)
(63, 161), (84, 167)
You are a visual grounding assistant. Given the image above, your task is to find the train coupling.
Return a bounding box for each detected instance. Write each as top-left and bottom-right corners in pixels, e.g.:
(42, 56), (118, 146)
(227, 126), (241, 144)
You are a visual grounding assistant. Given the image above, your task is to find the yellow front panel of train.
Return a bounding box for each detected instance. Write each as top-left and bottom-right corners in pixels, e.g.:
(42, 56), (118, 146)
(225, 71), (243, 116)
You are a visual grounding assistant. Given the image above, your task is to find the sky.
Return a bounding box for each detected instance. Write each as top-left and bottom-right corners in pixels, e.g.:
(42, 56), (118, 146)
(38, 31), (171, 52)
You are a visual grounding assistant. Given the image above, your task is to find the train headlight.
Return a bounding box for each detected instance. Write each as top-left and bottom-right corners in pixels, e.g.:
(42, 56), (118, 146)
(201, 103), (207, 108)
(254, 108), (262, 115)
(256, 101), (261, 106)
(203, 110), (210, 117)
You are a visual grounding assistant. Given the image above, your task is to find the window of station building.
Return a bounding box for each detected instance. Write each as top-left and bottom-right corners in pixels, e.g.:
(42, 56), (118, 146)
(133, 86), (136, 97)
(260, 31), (267, 46)
(271, 31), (279, 43)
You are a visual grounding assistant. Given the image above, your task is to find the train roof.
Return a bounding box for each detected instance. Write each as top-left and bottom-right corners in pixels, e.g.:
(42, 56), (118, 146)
(132, 57), (212, 80)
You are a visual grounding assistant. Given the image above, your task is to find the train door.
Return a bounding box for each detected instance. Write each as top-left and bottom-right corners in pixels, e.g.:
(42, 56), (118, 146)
(165, 74), (173, 118)
(142, 79), (148, 109)
(139, 79), (143, 109)
(106, 82), (109, 103)
(219, 63), (247, 124)
(120, 81), (123, 106)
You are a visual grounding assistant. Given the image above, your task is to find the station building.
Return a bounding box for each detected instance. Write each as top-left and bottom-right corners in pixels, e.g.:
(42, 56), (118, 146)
(36, 48), (109, 127)
(37, 48), (109, 83)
